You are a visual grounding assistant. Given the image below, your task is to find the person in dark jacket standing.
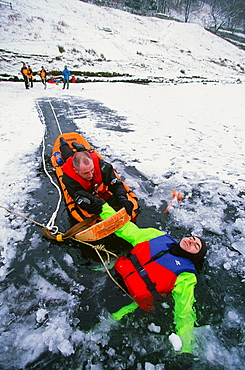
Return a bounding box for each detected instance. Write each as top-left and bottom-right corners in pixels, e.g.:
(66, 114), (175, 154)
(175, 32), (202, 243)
(39, 67), (47, 89)
(62, 65), (70, 89)
(21, 62), (29, 89)
(27, 65), (33, 88)
(59, 137), (134, 217)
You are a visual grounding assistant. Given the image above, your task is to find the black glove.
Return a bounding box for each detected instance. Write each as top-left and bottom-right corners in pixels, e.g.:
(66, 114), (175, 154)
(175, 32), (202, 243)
(119, 199), (133, 216)
(74, 194), (105, 215)
(82, 201), (103, 215)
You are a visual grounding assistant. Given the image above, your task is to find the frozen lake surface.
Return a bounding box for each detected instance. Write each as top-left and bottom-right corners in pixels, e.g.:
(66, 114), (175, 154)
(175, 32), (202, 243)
(0, 81), (245, 369)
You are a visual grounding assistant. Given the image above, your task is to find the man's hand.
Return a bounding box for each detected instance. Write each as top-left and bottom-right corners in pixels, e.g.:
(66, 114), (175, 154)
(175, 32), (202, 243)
(119, 199), (133, 216)
(82, 201), (104, 215)
(74, 194), (105, 215)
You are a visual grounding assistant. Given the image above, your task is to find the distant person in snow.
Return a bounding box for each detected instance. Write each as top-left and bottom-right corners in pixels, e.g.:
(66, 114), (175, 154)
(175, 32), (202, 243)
(39, 66), (47, 89)
(59, 137), (134, 217)
(21, 62), (29, 89)
(62, 65), (71, 89)
(27, 65), (33, 88)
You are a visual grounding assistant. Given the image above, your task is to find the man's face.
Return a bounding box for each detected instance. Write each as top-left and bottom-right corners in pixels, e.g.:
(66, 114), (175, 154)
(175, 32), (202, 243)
(75, 161), (94, 181)
(179, 236), (202, 254)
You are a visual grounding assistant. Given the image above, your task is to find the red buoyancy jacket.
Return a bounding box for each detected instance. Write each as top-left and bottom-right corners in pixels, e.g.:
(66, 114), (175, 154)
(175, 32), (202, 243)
(114, 234), (197, 312)
(62, 152), (108, 196)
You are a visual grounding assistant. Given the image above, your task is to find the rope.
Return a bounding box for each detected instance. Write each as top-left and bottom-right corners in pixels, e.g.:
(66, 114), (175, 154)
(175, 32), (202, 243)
(0, 204), (117, 259)
(41, 127), (63, 231)
(48, 99), (62, 135)
(0, 205), (47, 228)
(5, 100), (134, 301)
(74, 240), (119, 265)
(36, 100), (63, 232)
(92, 244), (133, 299)
(77, 240), (133, 299)
(0, 205), (117, 262)
(0, 204), (133, 301)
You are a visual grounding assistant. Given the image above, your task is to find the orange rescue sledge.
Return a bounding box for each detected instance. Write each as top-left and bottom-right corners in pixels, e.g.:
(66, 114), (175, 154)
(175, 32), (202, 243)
(48, 132), (139, 241)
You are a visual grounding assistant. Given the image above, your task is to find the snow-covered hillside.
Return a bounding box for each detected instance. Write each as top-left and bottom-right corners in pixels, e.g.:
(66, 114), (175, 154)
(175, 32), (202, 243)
(0, 0), (245, 81)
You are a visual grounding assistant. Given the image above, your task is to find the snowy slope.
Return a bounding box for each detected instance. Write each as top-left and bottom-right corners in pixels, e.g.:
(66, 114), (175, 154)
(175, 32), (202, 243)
(0, 0), (245, 81)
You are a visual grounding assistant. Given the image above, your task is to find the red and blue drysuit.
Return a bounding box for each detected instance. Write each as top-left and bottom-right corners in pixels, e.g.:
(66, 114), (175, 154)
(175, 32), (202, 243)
(100, 203), (198, 353)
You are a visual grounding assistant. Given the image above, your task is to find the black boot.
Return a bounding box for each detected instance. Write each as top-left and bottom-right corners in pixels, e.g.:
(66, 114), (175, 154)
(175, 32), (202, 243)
(60, 137), (67, 147)
(60, 137), (74, 161)
(72, 142), (86, 152)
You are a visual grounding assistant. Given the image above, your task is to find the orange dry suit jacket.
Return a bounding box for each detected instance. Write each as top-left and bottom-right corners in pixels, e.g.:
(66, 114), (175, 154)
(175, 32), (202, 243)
(40, 69), (46, 79)
(21, 66), (28, 76)
(27, 67), (33, 78)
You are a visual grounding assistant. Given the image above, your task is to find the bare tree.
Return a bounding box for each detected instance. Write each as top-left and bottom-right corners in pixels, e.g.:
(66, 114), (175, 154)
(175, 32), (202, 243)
(156, 0), (171, 13)
(227, 0), (245, 32)
(208, 0), (227, 32)
(183, 0), (192, 22)
(207, 0), (245, 32)
(181, 0), (204, 22)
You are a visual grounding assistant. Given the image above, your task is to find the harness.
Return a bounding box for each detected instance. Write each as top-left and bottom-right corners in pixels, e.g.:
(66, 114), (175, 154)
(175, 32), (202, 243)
(128, 252), (163, 301)
(114, 234), (196, 312)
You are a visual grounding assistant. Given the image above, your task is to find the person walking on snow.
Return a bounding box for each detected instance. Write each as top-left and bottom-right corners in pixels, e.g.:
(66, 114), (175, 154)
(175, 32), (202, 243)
(21, 62), (29, 89)
(27, 65), (33, 88)
(39, 66), (47, 89)
(62, 65), (70, 89)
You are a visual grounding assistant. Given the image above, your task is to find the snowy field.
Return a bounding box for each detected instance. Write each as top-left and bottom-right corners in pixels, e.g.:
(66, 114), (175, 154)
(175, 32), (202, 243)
(0, 81), (245, 369)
